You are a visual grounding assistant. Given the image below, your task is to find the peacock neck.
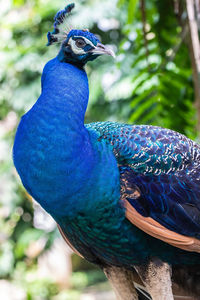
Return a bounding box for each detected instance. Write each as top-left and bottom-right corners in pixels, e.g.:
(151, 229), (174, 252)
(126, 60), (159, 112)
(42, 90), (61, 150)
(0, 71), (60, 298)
(40, 57), (88, 131)
(14, 57), (120, 220)
(14, 58), (96, 217)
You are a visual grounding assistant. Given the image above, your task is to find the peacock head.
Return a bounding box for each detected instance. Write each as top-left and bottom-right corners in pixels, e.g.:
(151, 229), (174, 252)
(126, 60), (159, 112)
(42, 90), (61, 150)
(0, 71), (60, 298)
(47, 3), (115, 68)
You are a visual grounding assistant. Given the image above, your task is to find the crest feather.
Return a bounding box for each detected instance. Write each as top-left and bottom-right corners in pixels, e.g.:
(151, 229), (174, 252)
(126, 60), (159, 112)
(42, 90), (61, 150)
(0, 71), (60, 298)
(47, 3), (75, 46)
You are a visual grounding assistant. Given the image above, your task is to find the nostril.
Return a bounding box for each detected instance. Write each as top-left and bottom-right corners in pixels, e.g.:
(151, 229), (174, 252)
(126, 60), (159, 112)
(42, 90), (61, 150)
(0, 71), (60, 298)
(98, 44), (105, 49)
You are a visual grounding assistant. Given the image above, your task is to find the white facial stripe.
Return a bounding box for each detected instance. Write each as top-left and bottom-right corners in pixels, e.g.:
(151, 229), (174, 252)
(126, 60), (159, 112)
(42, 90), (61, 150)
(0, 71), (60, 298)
(73, 36), (95, 48)
(68, 38), (85, 55)
(68, 36), (95, 55)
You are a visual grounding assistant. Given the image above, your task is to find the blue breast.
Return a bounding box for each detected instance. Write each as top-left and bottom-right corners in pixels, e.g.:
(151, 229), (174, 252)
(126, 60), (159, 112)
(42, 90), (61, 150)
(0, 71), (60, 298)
(13, 57), (120, 218)
(13, 57), (200, 267)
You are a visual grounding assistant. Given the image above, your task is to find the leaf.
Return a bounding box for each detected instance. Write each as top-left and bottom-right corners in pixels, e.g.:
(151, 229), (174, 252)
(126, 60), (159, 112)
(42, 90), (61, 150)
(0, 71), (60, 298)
(14, 228), (44, 258)
(128, 0), (139, 24)
(130, 91), (158, 123)
(117, 0), (126, 7)
(13, 0), (25, 7)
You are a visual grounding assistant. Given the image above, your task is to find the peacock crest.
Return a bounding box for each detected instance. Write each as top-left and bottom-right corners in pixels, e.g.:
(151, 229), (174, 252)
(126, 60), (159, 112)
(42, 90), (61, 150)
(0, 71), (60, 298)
(47, 3), (91, 47)
(47, 3), (75, 46)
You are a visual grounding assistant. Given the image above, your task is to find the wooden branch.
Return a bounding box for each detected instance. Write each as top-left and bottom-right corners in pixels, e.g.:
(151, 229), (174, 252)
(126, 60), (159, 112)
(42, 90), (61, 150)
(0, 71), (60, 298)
(159, 24), (188, 71)
(174, 0), (180, 14)
(194, 0), (200, 26)
(186, 0), (200, 134)
(167, 24), (189, 63)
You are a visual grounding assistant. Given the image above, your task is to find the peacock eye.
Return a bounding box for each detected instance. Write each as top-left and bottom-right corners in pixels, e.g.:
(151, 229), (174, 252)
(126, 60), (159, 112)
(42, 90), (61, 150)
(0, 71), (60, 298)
(75, 39), (86, 48)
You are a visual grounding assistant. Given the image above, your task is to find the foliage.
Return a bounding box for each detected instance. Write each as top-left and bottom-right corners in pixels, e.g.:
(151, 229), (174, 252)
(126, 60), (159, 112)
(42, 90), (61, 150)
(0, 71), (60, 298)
(116, 0), (196, 138)
(0, 0), (198, 299)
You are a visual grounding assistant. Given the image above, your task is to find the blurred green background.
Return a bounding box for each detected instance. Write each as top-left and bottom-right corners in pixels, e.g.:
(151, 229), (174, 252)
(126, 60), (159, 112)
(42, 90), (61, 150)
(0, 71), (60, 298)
(0, 0), (199, 299)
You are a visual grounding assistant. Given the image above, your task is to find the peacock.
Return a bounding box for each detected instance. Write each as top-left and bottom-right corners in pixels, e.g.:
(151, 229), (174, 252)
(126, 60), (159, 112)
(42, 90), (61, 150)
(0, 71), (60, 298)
(13, 4), (200, 300)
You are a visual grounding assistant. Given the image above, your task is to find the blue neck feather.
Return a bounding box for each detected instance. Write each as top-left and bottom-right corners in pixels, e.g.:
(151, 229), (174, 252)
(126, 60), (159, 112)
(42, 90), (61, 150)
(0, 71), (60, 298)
(13, 57), (120, 218)
(41, 57), (88, 123)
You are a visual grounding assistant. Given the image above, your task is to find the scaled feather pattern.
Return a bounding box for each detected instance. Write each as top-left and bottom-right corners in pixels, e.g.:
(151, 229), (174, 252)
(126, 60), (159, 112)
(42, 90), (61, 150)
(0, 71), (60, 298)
(13, 5), (200, 299)
(87, 122), (200, 238)
(13, 57), (200, 267)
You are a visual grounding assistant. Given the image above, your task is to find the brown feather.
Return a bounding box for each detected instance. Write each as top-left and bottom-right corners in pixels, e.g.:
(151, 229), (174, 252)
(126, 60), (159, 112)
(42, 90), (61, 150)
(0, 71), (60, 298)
(124, 199), (200, 253)
(57, 224), (83, 258)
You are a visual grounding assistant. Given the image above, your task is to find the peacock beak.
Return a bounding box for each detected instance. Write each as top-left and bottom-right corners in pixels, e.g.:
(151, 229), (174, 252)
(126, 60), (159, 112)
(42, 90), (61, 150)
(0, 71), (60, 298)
(91, 43), (116, 58)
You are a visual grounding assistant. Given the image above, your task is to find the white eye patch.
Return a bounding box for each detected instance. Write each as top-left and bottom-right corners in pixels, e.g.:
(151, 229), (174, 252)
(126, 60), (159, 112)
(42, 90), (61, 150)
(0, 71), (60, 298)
(68, 36), (94, 55)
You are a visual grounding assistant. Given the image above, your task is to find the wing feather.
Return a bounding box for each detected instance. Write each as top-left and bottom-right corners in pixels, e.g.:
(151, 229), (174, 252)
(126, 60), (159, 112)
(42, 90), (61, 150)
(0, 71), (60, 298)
(125, 199), (200, 252)
(87, 122), (200, 248)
